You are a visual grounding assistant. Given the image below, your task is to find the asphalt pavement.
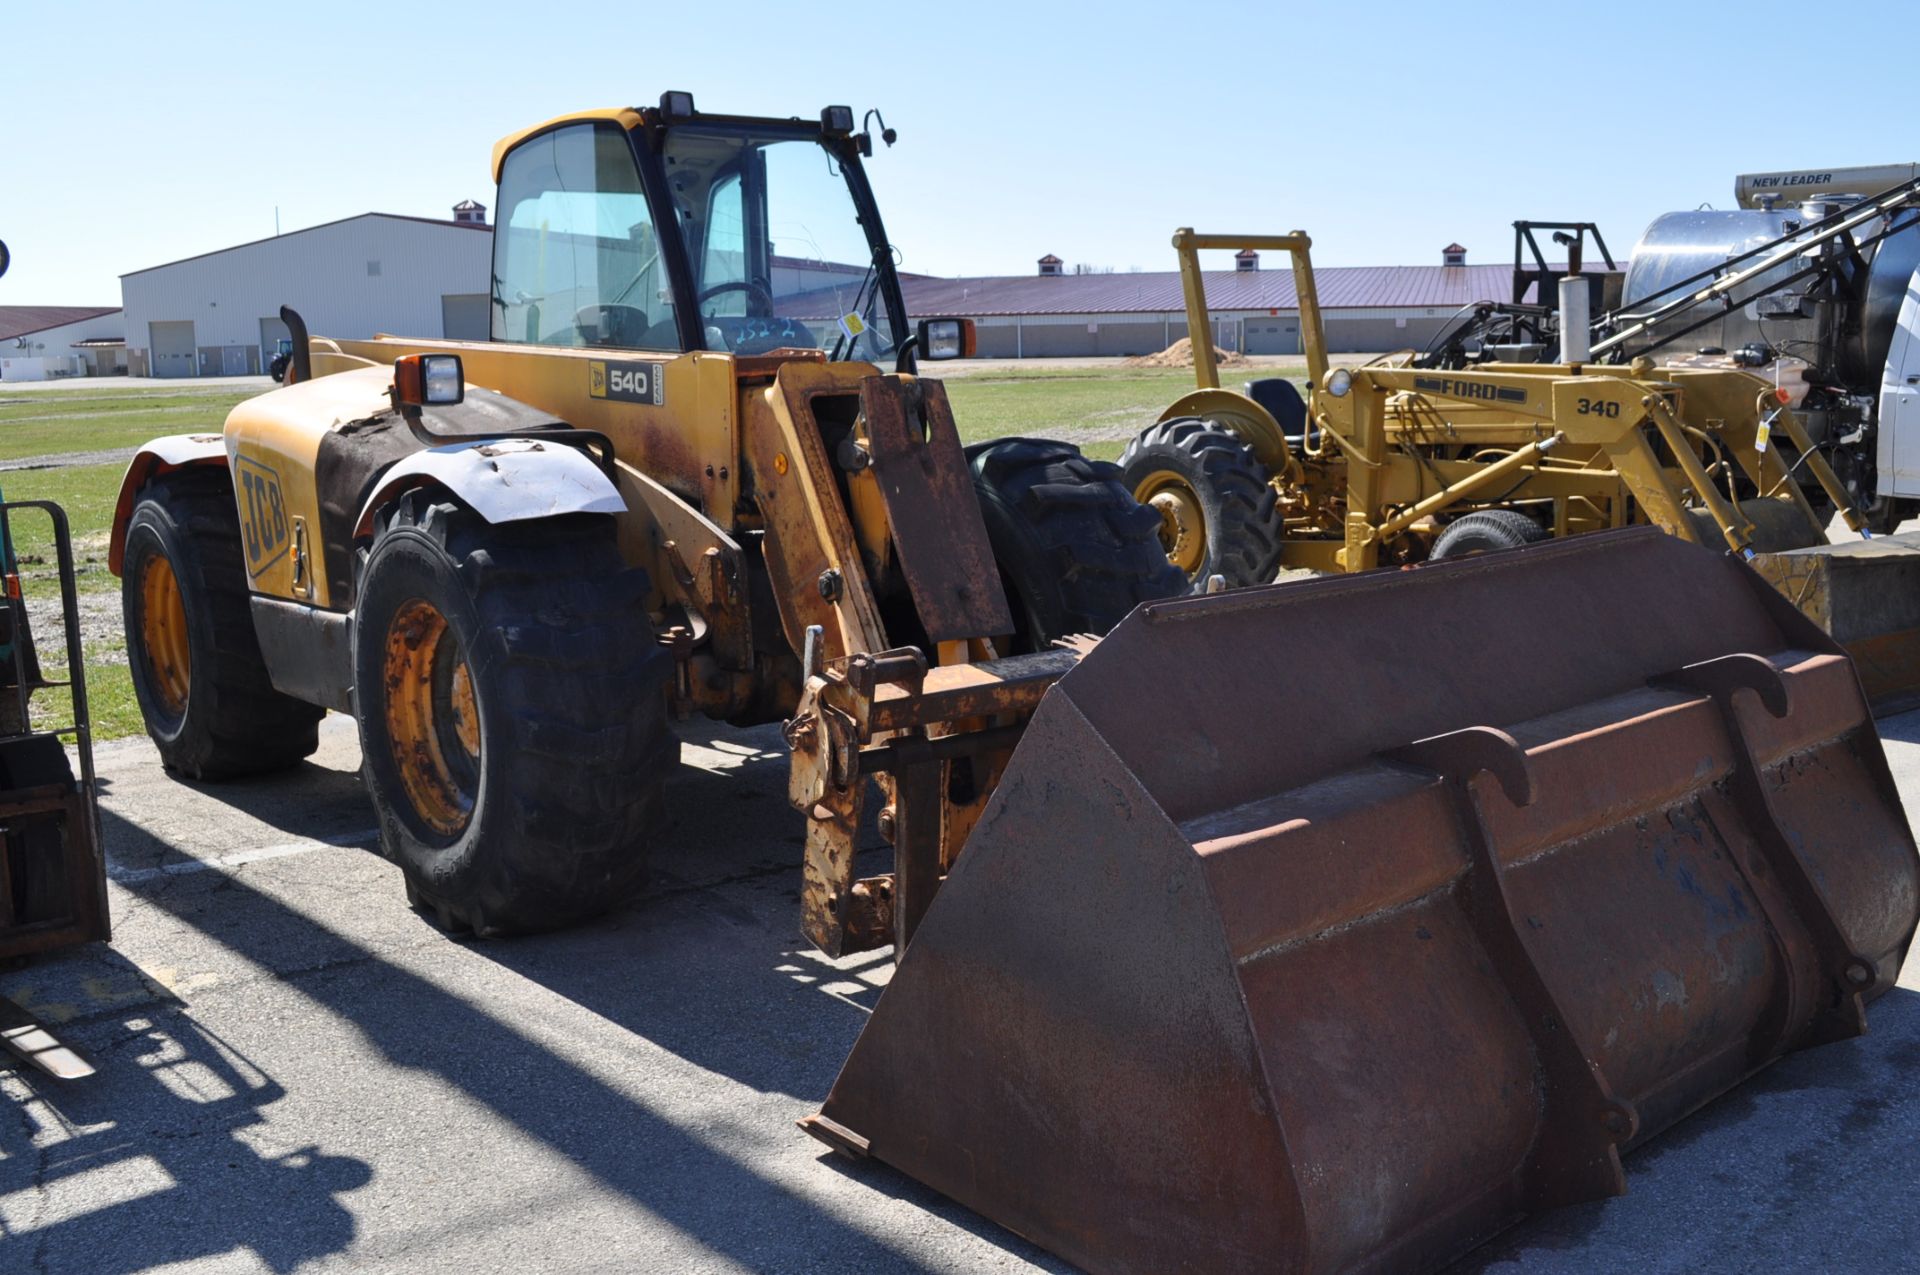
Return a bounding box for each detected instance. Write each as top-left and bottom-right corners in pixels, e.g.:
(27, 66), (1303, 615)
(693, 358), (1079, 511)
(3, 711), (1919, 1273)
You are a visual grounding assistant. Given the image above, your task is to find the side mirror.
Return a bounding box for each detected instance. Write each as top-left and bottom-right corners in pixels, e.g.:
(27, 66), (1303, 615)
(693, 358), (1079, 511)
(394, 353), (465, 407)
(916, 318), (976, 362)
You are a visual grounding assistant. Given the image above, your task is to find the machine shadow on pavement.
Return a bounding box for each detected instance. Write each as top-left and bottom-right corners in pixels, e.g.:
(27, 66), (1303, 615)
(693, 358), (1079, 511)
(0, 969), (370, 1272)
(1456, 987), (1920, 1272)
(43, 781), (1061, 1272)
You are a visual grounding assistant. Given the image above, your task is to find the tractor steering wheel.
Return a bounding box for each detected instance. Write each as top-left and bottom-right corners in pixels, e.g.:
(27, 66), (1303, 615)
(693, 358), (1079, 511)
(698, 280), (775, 311)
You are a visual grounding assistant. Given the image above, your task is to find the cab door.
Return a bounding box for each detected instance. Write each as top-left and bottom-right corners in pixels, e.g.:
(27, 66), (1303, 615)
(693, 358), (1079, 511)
(1877, 267), (1920, 497)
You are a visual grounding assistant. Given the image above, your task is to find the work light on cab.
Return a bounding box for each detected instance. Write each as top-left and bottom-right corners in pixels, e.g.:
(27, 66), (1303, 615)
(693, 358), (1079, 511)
(393, 353), (465, 407)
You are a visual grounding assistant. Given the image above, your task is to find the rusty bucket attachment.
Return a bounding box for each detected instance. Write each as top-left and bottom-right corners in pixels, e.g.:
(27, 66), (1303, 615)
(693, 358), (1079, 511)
(805, 527), (1920, 1275)
(1751, 530), (1920, 715)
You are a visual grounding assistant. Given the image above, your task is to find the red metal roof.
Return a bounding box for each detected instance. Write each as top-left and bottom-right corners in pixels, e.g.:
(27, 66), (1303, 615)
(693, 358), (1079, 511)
(888, 264), (1520, 318)
(0, 306), (121, 342)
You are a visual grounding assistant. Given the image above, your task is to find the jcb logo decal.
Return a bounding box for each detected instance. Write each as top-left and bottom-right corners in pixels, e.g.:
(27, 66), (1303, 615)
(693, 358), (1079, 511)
(588, 359), (665, 405)
(235, 454), (290, 576)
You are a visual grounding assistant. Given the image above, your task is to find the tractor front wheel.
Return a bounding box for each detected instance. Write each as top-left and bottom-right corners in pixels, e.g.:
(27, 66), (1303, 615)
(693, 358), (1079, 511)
(1430, 509), (1551, 560)
(352, 494), (673, 935)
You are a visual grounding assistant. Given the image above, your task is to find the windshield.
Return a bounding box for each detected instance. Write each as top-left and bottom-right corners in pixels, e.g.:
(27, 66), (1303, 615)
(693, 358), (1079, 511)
(662, 129), (904, 360)
(493, 123), (680, 350)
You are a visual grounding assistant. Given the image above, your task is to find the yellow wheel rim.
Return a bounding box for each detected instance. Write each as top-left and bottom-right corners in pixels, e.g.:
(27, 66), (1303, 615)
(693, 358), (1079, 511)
(139, 554), (191, 717)
(384, 599), (480, 838)
(1134, 470), (1207, 577)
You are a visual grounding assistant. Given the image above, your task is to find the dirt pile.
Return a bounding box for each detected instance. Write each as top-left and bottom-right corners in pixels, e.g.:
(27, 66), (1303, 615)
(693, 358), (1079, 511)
(1122, 337), (1248, 369)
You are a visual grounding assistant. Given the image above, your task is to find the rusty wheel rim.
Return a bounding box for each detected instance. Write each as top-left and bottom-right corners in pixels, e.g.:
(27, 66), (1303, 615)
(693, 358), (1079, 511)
(1136, 470), (1206, 577)
(139, 553), (191, 717)
(383, 598), (480, 838)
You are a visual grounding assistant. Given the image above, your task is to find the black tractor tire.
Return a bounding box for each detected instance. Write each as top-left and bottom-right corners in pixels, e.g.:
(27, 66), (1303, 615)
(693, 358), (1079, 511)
(1430, 509), (1552, 560)
(121, 469), (324, 779)
(1118, 417), (1284, 589)
(967, 437), (1187, 653)
(352, 494), (672, 936)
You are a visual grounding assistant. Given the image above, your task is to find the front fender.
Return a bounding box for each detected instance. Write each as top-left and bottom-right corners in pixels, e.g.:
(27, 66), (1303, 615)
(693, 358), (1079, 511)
(353, 437), (626, 538)
(109, 434), (229, 575)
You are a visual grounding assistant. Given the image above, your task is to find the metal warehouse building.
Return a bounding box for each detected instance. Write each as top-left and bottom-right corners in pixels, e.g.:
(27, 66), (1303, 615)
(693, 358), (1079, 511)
(902, 247), (1515, 358)
(0, 306), (125, 380)
(121, 206), (492, 378)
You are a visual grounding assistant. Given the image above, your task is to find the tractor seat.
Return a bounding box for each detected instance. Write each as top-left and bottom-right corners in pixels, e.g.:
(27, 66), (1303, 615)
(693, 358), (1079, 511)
(1244, 378), (1309, 447)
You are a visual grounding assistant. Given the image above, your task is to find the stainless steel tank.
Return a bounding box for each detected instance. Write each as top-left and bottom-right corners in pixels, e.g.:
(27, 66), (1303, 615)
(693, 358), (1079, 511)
(1622, 206), (1920, 388)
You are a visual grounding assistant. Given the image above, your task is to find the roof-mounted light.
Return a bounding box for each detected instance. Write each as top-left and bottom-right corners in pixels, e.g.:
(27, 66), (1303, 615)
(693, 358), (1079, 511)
(820, 105), (854, 134)
(659, 91), (696, 119)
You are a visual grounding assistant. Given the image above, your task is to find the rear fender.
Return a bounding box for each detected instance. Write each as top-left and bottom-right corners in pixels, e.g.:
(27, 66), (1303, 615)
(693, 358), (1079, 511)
(353, 437), (625, 538)
(109, 434), (229, 575)
(1157, 387), (1297, 479)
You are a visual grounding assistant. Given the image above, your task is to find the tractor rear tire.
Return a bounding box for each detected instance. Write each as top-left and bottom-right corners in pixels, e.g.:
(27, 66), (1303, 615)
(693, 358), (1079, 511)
(1118, 417), (1283, 589)
(968, 437), (1187, 653)
(1431, 509), (1551, 559)
(121, 469), (325, 779)
(352, 494), (672, 935)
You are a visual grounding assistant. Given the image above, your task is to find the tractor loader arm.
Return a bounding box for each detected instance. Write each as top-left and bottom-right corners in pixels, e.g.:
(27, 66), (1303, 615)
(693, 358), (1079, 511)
(748, 362), (1043, 958)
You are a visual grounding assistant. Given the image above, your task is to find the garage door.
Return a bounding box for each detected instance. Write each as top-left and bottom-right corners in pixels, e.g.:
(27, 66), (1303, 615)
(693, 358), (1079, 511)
(441, 293), (490, 341)
(149, 321), (196, 379)
(1244, 319), (1299, 355)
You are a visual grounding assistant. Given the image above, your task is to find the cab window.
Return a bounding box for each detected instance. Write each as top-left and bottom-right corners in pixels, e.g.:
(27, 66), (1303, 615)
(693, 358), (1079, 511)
(492, 123), (681, 351)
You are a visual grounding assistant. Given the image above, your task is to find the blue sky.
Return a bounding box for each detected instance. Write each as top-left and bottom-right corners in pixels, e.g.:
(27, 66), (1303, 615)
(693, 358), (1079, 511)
(5, 0), (1917, 302)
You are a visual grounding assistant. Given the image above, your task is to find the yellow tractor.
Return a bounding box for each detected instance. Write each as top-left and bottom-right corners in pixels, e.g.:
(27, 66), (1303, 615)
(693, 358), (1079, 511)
(110, 95), (1181, 943)
(1120, 229), (1920, 706)
(1122, 229), (1869, 581)
(108, 106), (1920, 1273)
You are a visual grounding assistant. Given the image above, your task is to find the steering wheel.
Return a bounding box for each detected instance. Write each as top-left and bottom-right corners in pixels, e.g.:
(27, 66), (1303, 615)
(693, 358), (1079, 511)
(697, 280), (775, 311)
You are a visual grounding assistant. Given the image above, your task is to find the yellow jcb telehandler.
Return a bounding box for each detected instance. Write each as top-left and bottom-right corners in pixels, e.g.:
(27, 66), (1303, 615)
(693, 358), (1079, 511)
(110, 95), (1182, 946)
(110, 103), (1920, 1273)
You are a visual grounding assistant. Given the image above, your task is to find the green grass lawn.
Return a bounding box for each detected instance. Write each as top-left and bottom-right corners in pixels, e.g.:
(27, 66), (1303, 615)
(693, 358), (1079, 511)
(942, 364), (1306, 462)
(0, 463), (141, 739)
(2, 460), (127, 580)
(0, 385), (251, 462)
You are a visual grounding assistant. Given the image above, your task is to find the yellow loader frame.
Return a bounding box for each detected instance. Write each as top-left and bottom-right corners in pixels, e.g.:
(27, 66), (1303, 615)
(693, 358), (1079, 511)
(1164, 229), (1868, 572)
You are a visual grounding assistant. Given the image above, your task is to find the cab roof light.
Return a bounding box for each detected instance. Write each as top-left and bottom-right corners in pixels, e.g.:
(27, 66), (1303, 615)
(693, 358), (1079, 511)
(660, 91), (696, 119)
(820, 105), (854, 134)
